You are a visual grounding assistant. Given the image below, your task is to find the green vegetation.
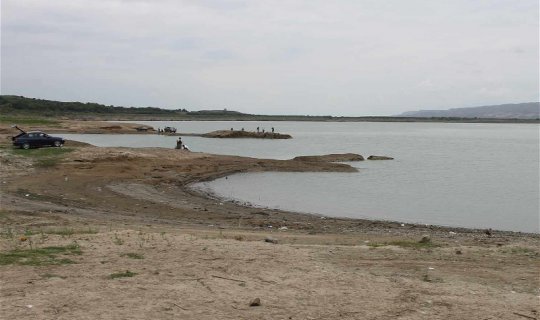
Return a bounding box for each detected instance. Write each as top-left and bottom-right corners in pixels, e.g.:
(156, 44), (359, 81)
(10, 147), (74, 167)
(0, 95), (186, 116)
(47, 228), (98, 236)
(11, 147), (74, 158)
(121, 252), (144, 259)
(0, 243), (81, 266)
(109, 270), (137, 279)
(367, 242), (386, 248)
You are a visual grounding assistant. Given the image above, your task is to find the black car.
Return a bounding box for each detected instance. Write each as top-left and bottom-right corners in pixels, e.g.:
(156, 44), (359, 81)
(12, 126), (65, 149)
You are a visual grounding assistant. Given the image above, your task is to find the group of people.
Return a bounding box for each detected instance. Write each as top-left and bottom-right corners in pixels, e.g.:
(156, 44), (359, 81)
(168, 125), (278, 150)
(228, 127), (277, 133)
(157, 127), (177, 134)
(256, 127), (275, 133)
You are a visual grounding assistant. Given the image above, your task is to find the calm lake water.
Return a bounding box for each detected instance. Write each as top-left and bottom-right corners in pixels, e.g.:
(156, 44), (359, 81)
(63, 121), (539, 233)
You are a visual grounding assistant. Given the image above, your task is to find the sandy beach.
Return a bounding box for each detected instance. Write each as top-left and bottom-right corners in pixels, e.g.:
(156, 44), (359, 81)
(0, 121), (539, 320)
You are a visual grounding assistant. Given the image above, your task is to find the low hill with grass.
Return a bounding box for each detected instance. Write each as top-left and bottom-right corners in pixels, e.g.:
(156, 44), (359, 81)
(0, 95), (186, 117)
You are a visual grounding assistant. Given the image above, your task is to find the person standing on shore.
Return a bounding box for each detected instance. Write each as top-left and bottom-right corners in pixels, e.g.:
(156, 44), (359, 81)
(256, 127), (260, 133)
(271, 127), (274, 133)
(175, 137), (183, 149)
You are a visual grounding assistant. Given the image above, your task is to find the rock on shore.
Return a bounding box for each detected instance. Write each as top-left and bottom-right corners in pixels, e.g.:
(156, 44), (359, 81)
(293, 153), (364, 162)
(201, 130), (292, 139)
(367, 155), (394, 160)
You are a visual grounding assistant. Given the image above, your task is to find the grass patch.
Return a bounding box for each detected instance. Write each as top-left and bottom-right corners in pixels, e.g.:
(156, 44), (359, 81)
(109, 270), (137, 279)
(367, 242), (387, 248)
(10, 147), (74, 168)
(11, 147), (74, 158)
(35, 157), (61, 168)
(45, 228), (98, 236)
(121, 252), (144, 259)
(0, 243), (81, 266)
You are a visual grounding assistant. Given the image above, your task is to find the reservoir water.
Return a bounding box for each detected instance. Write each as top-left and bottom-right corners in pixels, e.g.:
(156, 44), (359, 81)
(63, 121), (539, 233)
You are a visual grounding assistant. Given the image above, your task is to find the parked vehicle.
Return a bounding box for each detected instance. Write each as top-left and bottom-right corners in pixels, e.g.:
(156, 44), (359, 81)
(11, 125), (65, 149)
(163, 126), (177, 133)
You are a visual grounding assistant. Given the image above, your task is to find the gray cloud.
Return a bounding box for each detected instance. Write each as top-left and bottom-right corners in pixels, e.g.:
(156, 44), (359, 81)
(1, 0), (538, 115)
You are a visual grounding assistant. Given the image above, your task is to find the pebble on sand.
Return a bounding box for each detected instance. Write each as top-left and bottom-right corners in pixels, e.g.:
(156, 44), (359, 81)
(249, 298), (261, 307)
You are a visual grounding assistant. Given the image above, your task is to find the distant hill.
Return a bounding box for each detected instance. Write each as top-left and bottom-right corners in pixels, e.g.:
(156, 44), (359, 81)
(0, 95), (186, 115)
(398, 102), (539, 119)
(1, 95), (538, 123)
(189, 109), (244, 115)
(0, 95), (254, 118)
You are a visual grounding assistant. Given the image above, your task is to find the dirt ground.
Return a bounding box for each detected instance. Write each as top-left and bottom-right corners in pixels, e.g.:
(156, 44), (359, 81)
(0, 123), (539, 320)
(0, 120), (156, 135)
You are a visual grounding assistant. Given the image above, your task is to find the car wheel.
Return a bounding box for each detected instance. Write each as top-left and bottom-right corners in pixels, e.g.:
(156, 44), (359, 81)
(22, 143), (30, 150)
(53, 141), (62, 147)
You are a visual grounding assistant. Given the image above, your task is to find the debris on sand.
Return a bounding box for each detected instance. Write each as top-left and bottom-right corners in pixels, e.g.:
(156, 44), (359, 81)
(249, 298), (261, 307)
(419, 235), (431, 244)
(264, 237), (278, 244)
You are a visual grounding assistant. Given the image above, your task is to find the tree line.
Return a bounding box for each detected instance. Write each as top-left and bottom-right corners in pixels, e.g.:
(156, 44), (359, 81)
(0, 95), (188, 115)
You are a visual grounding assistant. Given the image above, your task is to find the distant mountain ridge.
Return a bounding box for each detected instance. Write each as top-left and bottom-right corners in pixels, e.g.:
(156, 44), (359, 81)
(399, 102), (539, 119)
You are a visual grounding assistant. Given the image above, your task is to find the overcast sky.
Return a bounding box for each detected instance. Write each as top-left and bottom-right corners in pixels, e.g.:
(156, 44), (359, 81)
(1, 0), (538, 115)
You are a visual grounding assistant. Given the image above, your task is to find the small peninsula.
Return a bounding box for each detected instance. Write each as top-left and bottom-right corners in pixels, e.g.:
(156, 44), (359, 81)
(201, 130), (292, 139)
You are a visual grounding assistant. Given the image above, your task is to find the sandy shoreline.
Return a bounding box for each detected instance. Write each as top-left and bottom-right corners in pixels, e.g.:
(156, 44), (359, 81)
(1, 120), (539, 319)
